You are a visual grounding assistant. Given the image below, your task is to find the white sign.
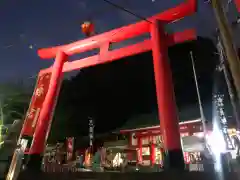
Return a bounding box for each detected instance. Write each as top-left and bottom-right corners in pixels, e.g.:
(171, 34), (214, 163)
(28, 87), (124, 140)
(89, 117), (94, 147)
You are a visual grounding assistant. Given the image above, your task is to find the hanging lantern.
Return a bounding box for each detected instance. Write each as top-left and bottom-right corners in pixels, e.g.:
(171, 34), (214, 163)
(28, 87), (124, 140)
(81, 21), (94, 37)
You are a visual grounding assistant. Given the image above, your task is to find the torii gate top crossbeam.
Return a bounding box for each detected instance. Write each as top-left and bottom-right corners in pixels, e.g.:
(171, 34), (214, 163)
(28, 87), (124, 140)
(38, 0), (196, 60)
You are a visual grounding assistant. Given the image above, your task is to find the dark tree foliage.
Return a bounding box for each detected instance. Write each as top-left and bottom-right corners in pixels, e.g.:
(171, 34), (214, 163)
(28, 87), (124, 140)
(0, 83), (31, 125)
(49, 37), (218, 142)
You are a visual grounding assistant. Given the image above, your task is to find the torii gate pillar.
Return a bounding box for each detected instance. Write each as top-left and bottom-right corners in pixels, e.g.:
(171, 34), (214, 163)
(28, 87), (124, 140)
(151, 20), (184, 169)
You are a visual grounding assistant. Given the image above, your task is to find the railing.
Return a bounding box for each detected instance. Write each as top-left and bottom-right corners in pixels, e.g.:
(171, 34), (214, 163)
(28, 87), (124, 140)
(42, 164), (89, 173)
(42, 163), (207, 173)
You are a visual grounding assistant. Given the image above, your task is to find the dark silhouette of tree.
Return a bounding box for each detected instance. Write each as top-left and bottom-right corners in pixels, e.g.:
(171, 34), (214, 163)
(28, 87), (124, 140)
(0, 83), (31, 125)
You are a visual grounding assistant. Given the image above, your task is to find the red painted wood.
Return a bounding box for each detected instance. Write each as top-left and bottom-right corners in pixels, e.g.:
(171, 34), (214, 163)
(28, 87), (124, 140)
(20, 73), (51, 137)
(39, 29), (196, 75)
(29, 51), (67, 154)
(37, 0), (196, 59)
(28, 0), (197, 160)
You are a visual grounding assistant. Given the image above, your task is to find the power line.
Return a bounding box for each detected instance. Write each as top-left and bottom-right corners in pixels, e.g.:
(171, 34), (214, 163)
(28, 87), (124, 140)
(79, 0), (128, 22)
(101, 0), (152, 23)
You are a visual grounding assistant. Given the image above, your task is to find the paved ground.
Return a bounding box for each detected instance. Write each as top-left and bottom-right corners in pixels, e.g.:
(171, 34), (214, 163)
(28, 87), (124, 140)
(16, 171), (240, 180)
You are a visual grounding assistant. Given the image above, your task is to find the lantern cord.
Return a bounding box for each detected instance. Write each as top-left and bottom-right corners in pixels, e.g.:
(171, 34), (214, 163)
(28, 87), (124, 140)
(101, 0), (152, 23)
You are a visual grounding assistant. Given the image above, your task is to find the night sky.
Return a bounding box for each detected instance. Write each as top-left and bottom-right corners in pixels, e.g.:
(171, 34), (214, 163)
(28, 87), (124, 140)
(1, 0), (239, 83)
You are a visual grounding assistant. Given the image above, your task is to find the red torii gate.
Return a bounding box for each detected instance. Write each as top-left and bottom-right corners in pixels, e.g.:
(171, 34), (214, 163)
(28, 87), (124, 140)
(18, 0), (197, 170)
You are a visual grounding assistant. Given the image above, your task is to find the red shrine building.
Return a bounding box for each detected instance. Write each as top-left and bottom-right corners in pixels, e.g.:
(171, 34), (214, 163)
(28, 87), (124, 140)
(116, 108), (237, 166)
(119, 118), (203, 166)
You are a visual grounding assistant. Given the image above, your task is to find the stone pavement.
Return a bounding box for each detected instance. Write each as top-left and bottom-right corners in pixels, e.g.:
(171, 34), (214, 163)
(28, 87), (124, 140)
(16, 171), (240, 180)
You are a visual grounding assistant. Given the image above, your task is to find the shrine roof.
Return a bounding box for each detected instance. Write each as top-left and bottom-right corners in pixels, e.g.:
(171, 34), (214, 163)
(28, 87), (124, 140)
(117, 102), (213, 132)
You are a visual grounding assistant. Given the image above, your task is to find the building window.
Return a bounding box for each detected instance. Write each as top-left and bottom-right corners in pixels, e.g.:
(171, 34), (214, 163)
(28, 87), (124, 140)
(131, 133), (137, 146)
(142, 147), (150, 156)
(155, 147), (163, 165)
(181, 133), (189, 137)
(142, 137), (149, 145)
(152, 135), (162, 145)
(117, 134), (126, 140)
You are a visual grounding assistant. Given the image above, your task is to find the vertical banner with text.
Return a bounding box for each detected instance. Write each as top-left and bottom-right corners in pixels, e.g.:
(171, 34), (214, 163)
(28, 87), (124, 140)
(6, 73), (53, 180)
(66, 137), (74, 162)
(21, 73), (52, 138)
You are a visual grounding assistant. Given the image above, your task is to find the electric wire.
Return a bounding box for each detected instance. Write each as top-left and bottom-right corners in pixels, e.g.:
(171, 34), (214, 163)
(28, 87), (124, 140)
(101, 0), (152, 23)
(79, 0), (129, 22)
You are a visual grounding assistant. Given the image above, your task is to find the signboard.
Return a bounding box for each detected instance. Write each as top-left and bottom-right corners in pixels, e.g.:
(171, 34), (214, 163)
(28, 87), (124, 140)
(214, 94), (234, 150)
(66, 137), (74, 162)
(21, 73), (52, 137)
(6, 139), (28, 180)
(89, 117), (94, 147)
(6, 72), (60, 180)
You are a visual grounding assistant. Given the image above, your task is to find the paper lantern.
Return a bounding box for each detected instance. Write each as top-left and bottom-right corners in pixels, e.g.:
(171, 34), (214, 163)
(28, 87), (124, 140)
(81, 21), (94, 37)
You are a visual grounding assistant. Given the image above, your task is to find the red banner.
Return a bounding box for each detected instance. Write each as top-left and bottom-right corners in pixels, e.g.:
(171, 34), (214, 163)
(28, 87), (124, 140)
(21, 73), (52, 137)
(234, 0), (240, 12)
(66, 137), (74, 162)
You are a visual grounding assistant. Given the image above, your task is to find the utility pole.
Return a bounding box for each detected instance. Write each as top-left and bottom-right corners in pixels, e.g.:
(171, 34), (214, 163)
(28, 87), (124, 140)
(217, 36), (240, 129)
(211, 0), (240, 103)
